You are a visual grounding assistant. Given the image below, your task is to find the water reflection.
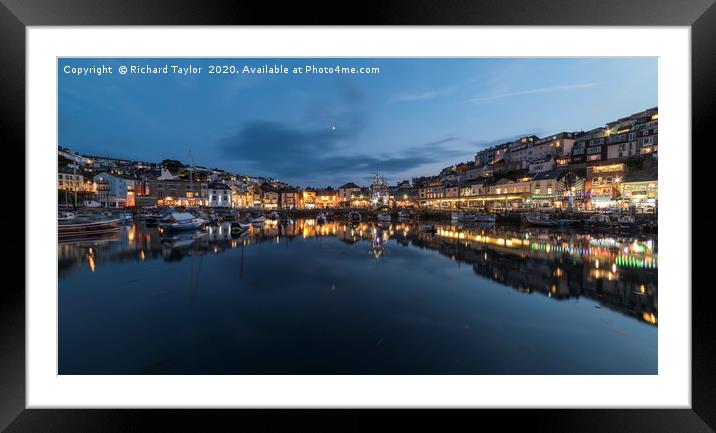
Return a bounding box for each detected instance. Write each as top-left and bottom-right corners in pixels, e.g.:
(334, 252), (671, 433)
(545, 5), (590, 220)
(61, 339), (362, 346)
(59, 219), (657, 326)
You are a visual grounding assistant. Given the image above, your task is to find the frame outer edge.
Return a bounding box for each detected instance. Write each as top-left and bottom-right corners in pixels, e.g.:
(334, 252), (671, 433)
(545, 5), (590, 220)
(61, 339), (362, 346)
(692, 0), (716, 430)
(0, 1), (27, 432)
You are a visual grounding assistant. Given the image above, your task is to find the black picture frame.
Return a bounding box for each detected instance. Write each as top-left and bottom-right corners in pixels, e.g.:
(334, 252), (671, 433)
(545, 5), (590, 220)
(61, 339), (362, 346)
(2, 0), (713, 431)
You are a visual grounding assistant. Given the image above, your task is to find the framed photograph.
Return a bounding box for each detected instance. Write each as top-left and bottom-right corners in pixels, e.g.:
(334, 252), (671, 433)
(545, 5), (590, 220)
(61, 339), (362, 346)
(4, 0), (714, 431)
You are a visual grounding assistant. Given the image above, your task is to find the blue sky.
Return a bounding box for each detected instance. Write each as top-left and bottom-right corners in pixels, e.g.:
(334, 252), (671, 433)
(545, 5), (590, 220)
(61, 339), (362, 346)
(58, 58), (657, 187)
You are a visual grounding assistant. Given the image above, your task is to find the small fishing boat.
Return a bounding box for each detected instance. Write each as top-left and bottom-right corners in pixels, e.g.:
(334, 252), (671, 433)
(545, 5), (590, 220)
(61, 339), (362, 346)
(524, 212), (556, 227)
(474, 213), (496, 223)
(555, 218), (581, 227)
(230, 221), (248, 235)
(145, 211), (171, 226)
(583, 213), (614, 230)
(58, 211), (76, 222)
(58, 216), (122, 238)
(617, 214), (641, 232)
(251, 214), (266, 225)
(398, 210), (414, 220)
(451, 212), (475, 223)
(159, 212), (206, 232)
(377, 212), (392, 222)
(118, 212), (134, 224)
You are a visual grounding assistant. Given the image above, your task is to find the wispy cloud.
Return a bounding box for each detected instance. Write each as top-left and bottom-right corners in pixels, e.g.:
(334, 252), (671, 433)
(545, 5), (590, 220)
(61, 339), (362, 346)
(390, 87), (454, 103)
(468, 83), (598, 103)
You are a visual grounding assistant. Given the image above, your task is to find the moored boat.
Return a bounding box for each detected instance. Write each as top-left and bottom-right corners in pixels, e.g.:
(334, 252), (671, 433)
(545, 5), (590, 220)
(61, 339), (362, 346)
(58, 217), (122, 238)
(583, 213), (615, 230)
(377, 212), (392, 222)
(555, 218), (581, 227)
(348, 211), (361, 222)
(316, 212), (327, 224)
(398, 210), (414, 220)
(474, 213), (496, 223)
(230, 221), (248, 235)
(159, 212), (206, 233)
(617, 214), (641, 232)
(524, 212), (556, 227)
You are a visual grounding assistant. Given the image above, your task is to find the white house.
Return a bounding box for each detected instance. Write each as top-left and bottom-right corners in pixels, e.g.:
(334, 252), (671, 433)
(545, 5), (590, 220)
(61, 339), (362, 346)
(207, 182), (232, 208)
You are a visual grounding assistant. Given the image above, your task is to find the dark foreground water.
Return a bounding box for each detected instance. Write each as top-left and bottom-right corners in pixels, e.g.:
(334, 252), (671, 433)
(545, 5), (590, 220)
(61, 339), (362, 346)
(59, 218), (657, 374)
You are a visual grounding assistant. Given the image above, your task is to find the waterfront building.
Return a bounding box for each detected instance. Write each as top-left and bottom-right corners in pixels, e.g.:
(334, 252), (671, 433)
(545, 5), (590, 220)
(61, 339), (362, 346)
(502, 136), (537, 163)
(460, 164), (492, 181)
(571, 128), (608, 165)
(585, 163), (625, 209)
(315, 187), (337, 208)
(338, 182), (362, 205)
(280, 188), (301, 209)
(146, 178), (207, 207)
(528, 157), (556, 173)
(207, 182), (232, 208)
(261, 188), (279, 210)
(229, 185), (250, 209)
(93, 172), (140, 208)
(620, 163), (658, 211)
(530, 170), (564, 208)
(301, 189), (316, 209)
(349, 188), (372, 208)
(571, 107), (658, 164)
(529, 132), (576, 162)
(58, 167), (93, 192)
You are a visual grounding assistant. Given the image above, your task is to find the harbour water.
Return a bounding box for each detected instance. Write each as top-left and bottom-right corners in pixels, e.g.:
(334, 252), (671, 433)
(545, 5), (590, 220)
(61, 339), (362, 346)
(59, 218), (657, 374)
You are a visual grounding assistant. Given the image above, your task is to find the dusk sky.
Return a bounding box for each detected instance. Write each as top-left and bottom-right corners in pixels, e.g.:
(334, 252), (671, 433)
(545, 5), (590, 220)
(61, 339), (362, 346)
(59, 58), (657, 187)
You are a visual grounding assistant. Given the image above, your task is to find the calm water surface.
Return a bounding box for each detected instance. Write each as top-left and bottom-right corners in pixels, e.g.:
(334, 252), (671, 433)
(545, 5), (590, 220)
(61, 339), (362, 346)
(59, 218), (657, 374)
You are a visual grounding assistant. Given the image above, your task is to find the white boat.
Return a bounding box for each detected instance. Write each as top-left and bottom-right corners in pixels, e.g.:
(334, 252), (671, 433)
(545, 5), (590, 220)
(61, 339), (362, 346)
(617, 214), (641, 232)
(118, 212), (134, 223)
(251, 214), (266, 224)
(159, 212), (206, 232)
(58, 211), (76, 222)
(583, 213), (614, 230)
(524, 212), (556, 227)
(451, 212), (470, 222)
(316, 212), (327, 224)
(230, 221), (248, 234)
(398, 210), (413, 220)
(377, 212), (392, 222)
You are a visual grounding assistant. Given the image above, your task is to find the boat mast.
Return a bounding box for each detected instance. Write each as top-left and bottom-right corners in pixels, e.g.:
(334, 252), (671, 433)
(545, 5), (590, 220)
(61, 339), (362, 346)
(188, 149), (193, 207)
(73, 162), (78, 207)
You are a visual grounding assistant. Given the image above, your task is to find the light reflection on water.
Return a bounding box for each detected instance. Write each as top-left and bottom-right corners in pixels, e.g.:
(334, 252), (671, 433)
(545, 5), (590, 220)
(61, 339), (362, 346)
(58, 219), (657, 374)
